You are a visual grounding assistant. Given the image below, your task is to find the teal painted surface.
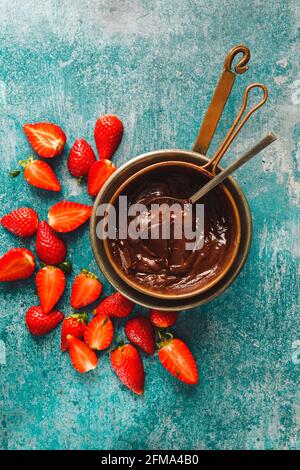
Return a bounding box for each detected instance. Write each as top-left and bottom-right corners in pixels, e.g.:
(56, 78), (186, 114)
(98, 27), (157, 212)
(0, 0), (299, 450)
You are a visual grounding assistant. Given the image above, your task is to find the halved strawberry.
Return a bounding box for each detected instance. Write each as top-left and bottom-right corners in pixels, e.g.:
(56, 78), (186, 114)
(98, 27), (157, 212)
(149, 310), (178, 328)
(70, 269), (102, 309)
(23, 122), (66, 158)
(0, 248), (35, 281)
(88, 160), (117, 196)
(48, 201), (92, 233)
(67, 335), (98, 373)
(35, 266), (66, 314)
(94, 115), (123, 160)
(110, 343), (144, 395)
(20, 157), (61, 192)
(84, 313), (114, 351)
(1, 207), (38, 237)
(61, 313), (88, 352)
(158, 336), (198, 385)
(68, 138), (96, 177)
(93, 292), (134, 318)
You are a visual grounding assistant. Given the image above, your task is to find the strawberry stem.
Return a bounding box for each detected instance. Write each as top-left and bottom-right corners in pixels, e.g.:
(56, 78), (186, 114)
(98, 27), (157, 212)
(9, 169), (20, 177)
(156, 331), (173, 349)
(58, 260), (72, 274)
(81, 268), (98, 280)
(19, 156), (35, 168)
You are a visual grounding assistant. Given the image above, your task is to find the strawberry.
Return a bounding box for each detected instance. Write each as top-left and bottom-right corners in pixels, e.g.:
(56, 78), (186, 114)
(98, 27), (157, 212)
(48, 201), (92, 233)
(84, 313), (114, 351)
(61, 313), (88, 352)
(36, 221), (67, 265)
(70, 269), (102, 309)
(125, 316), (155, 355)
(88, 160), (117, 197)
(93, 292), (134, 318)
(23, 122), (66, 158)
(67, 138), (96, 178)
(35, 266), (66, 314)
(20, 157), (61, 192)
(25, 306), (63, 336)
(1, 207), (38, 237)
(149, 310), (178, 328)
(158, 336), (198, 385)
(0, 248), (35, 281)
(67, 335), (98, 373)
(110, 344), (144, 395)
(94, 114), (123, 160)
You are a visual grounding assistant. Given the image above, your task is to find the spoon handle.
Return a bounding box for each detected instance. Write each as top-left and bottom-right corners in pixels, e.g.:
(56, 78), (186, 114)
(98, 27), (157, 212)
(190, 133), (277, 204)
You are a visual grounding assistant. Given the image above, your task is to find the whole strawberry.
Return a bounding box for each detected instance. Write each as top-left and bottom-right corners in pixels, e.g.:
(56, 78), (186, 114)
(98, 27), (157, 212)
(1, 207), (38, 237)
(93, 292), (134, 318)
(61, 313), (88, 352)
(0, 248), (35, 282)
(125, 315), (155, 355)
(26, 306), (63, 336)
(110, 343), (144, 395)
(149, 309), (178, 328)
(70, 269), (102, 309)
(94, 114), (123, 160)
(36, 221), (67, 265)
(68, 138), (96, 178)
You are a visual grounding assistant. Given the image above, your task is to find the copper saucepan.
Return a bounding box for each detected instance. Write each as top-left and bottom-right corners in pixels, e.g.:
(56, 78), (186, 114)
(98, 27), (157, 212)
(90, 45), (268, 310)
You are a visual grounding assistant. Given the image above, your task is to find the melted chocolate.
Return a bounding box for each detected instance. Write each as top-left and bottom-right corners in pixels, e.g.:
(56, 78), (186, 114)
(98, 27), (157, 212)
(108, 168), (237, 295)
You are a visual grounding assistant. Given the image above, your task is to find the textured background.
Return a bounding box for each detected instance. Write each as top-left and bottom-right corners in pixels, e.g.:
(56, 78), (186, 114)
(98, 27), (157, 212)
(0, 0), (299, 450)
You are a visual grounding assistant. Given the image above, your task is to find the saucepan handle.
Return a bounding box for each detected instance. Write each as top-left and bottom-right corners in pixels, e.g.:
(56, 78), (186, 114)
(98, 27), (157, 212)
(193, 44), (251, 155)
(202, 83), (268, 175)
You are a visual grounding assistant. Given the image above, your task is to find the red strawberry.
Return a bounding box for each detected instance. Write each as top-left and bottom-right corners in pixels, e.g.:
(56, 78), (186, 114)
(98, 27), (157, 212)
(25, 306), (63, 336)
(48, 201), (92, 233)
(23, 122), (66, 158)
(36, 266), (66, 314)
(149, 310), (178, 328)
(93, 292), (134, 318)
(36, 221), (67, 265)
(20, 157), (61, 192)
(84, 313), (114, 351)
(68, 138), (96, 178)
(88, 160), (117, 196)
(70, 269), (102, 309)
(110, 344), (144, 395)
(1, 207), (38, 237)
(158, 336), (198, 385)
(125, 316), (155, 355)
(0, 248), (35, 281)
(94, 114), (123, 160)
(67, 335), (98, 373)
(61, 313), (88, 352)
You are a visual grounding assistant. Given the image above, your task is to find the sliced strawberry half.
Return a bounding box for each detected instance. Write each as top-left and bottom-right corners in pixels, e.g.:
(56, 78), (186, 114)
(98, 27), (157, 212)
(0, 248), (35, 281)
(35, 266), (66, 314)
(67, 335), (98, 373)
(84, 313), (114, 351)
(158, 336), (198, 385)
(70, 269), (102, 309)
(88, 160), (117, 197)
(23, 122), (66, 158)
(48, 201), (92, 233)
(20, 157), (61, 192)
